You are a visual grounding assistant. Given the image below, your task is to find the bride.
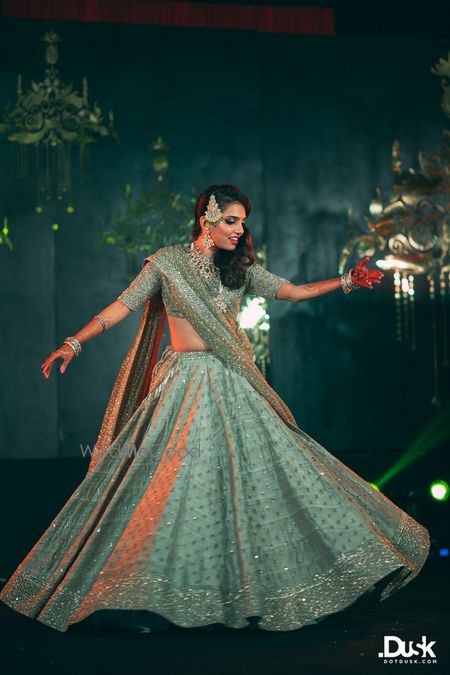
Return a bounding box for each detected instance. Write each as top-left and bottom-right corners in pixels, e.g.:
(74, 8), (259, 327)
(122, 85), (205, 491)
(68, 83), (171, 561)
(0, 184), (430, 633)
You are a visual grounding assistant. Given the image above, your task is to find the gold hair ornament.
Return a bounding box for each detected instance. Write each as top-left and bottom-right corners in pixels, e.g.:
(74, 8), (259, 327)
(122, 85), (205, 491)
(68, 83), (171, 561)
(204, 193), (223, 225)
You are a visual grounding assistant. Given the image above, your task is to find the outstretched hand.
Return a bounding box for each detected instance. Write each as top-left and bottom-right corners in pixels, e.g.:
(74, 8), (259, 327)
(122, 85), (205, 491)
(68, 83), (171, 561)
(351, 256), (384, 289)
(41, 344), (76, 379)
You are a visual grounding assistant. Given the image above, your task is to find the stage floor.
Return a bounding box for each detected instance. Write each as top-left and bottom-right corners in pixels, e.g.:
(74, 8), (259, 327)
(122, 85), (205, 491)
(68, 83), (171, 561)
(0, 557), (447, 675)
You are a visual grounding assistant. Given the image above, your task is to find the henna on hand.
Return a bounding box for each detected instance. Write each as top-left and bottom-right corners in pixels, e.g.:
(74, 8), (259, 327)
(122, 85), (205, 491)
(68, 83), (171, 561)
(350, 256), (384, 290)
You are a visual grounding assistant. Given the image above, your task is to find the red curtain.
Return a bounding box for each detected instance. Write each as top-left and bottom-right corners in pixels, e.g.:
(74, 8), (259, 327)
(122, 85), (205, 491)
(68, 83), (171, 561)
(1, 1), (335, 35)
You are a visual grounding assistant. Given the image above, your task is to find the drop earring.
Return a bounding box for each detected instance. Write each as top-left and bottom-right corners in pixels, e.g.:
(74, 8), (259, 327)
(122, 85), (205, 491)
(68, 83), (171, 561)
(203, 225), (215, 248)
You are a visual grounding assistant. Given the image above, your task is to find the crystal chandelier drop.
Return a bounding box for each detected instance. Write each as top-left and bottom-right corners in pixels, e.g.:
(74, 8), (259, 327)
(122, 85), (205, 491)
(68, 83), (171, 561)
(339, 52), (450, 405)
(0, 30), (118, 230)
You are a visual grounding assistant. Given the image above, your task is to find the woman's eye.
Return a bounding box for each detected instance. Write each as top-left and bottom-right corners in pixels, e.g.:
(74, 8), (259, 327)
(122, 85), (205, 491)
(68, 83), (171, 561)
(225, 218), (246, 225)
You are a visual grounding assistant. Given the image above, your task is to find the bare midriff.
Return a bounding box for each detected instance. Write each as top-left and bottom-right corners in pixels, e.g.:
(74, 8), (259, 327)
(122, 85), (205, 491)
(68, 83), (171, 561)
(166, 314), (212, 351)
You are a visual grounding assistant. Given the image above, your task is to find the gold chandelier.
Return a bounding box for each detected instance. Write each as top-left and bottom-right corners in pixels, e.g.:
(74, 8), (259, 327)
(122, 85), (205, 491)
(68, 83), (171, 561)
(0, 30), (118, 229)
(340, 52), (450, 405)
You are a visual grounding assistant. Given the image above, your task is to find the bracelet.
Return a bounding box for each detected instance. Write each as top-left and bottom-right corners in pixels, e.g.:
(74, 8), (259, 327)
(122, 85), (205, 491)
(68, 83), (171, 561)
(341, 269), (361, 294)
(63, 336), (82, 356)
(341, 270), (353, 293)
(94, 314), (109, 332)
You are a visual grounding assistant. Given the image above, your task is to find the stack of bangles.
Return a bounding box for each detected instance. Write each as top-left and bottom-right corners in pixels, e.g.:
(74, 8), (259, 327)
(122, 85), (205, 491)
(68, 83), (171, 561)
(341, 269), (361, 294)
(63, 336), (82, 356)
(63, 314), (109, 357)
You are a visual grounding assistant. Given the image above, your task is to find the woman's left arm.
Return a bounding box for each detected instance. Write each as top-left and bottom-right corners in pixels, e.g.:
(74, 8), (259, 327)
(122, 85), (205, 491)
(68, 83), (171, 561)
(277, 257), (384, 303)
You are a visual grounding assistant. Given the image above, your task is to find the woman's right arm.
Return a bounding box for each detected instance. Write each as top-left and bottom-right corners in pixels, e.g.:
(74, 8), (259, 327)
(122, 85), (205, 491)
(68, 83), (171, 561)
(41, 257), (162, 379)
(41, 300), (132, 379)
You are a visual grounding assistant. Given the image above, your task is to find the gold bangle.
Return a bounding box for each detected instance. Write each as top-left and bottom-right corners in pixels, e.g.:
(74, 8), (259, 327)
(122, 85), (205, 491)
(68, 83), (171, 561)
(94, 314), (109, 332)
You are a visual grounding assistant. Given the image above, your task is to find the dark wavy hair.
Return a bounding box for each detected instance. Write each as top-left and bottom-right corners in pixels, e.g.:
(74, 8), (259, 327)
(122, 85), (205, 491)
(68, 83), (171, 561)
(191, 184), (256, 289)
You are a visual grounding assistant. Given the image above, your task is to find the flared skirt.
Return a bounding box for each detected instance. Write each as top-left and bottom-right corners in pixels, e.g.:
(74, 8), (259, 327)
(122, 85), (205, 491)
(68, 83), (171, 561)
(0, 346), (431, 632)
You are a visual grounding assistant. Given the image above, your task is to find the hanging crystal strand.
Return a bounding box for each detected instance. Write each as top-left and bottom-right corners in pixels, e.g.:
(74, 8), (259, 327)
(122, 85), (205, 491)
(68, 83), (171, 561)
(16, 144), (21, 179)
(56, 143), (63, 202)
(66, 141), (74, 214)
(61, 142), (67, 201)
(394, 270), (403, 341)
(441, 218), (449, 371)
(39, 143), (45, 211)
(408, 274), (416, 351)
(16, 144), (25, 180)
(440, 269), (449, 369)
(79, 142), (90, 182)
(50, 144), (58, 228)
(18, 144), (23, 179)
(24, 143), (28, 178)
(36, 143), (47, 213)
(49, 143), (55, 202)
(401, 271), (410, 345)
(15, 73), (27, 181)
(53, 144), (59, 202)
(428, 272), (440, 406)
(86, 143), (91, 179)
(33, 144), (40, 212)
(400, 271), (409, 340)
(34, 147), (39, 212)
(44, 142), (50, 205)
(79, 143), (86, 182)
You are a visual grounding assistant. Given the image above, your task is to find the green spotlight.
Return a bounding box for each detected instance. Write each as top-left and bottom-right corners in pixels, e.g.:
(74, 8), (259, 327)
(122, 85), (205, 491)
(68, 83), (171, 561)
(430, 480), (449, 501)
(375, 401), (450, 489)
(51, 223), (59, 231)
(369, 483), (380, 491)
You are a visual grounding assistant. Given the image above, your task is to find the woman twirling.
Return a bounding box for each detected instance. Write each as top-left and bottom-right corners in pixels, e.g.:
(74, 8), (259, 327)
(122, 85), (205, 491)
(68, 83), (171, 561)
(0, 184), (430, 633)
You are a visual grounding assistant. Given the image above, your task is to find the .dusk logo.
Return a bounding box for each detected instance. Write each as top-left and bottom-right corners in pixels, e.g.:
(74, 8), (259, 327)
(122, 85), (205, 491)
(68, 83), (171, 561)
(378, 635), (437, 664)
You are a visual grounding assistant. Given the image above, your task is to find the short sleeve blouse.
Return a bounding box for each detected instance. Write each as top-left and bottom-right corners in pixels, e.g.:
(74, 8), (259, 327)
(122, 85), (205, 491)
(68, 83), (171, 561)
(245, 262), (290, 300)
(117, 258), (162, 311)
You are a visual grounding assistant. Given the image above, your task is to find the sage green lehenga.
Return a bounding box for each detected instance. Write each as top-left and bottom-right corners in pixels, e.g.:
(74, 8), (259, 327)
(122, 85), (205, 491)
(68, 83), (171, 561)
(0, 244), (430, 633)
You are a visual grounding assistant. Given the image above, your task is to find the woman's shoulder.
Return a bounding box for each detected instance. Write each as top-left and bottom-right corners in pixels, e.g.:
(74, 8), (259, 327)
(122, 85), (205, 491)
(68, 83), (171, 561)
(143, 244), (180, 263)
(245, 259), (260, 274)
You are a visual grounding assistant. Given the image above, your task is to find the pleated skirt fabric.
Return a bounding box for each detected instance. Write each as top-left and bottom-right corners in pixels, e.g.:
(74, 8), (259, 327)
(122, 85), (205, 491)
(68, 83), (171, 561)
(0, 347), (430, 633)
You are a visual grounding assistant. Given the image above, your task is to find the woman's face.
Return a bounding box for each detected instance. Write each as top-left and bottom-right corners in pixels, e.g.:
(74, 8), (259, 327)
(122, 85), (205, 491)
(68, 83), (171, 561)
(199, 201), (246, 252)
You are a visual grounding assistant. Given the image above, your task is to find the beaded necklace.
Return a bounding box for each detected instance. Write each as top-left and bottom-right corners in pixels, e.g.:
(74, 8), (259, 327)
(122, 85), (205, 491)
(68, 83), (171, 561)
(187, 241), (228, 312)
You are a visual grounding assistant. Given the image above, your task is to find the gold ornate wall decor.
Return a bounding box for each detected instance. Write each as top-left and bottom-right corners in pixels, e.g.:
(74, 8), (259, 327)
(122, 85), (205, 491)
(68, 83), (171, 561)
(0, 30), (118, 230)
(339, 52), (450, 406)
(431, 51), (450, 160)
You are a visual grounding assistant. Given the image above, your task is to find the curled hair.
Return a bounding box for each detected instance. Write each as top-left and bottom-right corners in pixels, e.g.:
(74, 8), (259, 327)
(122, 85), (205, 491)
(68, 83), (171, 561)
(191, 184), (256, 289)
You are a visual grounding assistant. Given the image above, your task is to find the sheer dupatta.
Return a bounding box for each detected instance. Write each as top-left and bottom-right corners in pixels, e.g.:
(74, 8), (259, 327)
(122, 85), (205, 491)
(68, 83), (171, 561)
(87, 244), (301, 475)
(86, 280), (167, 475)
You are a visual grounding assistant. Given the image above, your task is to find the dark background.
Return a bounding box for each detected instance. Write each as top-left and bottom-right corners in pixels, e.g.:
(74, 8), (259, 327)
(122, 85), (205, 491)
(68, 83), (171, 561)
(0, 11), (447, 518)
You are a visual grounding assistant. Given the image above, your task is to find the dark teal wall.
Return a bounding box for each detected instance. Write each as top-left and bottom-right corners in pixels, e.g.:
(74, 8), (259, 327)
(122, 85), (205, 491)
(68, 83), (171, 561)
(0, 17), (447, 479)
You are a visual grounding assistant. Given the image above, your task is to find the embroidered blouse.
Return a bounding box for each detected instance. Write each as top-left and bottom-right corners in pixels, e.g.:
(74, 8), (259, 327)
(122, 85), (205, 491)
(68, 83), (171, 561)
(117, 245), (290, 319)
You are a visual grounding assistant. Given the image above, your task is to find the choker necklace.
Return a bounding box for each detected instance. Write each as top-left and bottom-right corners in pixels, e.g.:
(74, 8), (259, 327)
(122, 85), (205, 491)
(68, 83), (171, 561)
(188, 241), (227, 312)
